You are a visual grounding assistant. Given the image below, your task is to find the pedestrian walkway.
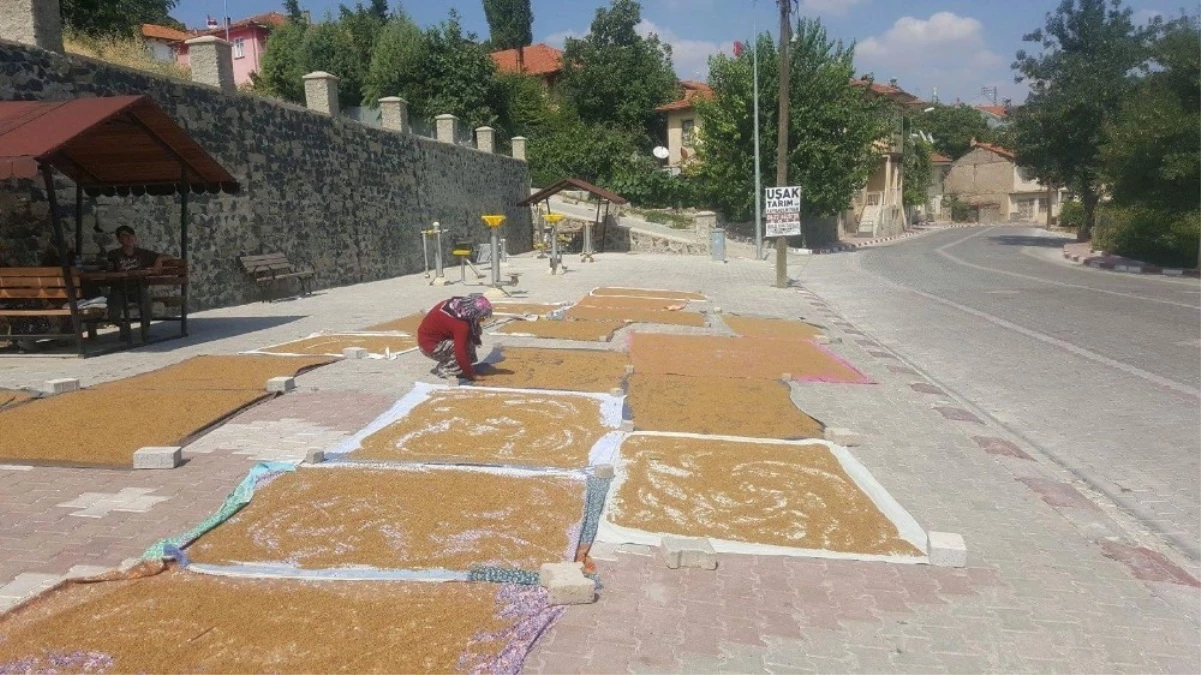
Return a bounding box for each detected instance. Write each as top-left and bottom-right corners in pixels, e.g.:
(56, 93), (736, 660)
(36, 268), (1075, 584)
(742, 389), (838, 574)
(0, 251), (1197, 673)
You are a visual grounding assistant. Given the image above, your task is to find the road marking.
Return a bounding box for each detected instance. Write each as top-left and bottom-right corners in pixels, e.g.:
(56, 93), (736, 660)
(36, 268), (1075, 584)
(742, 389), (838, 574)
(985, 290), (1021, 295)
(854, 253), (1200, 399)
(935, 228), (1201, 309)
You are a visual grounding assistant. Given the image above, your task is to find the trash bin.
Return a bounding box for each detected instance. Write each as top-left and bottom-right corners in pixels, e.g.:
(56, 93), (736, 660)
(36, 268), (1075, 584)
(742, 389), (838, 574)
(709, 228), (726, 262)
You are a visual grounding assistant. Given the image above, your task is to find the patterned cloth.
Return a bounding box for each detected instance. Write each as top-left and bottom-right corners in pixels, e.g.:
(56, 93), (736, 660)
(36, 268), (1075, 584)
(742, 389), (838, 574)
(425, 338), (478, 378)
(444, 294), (493, 345)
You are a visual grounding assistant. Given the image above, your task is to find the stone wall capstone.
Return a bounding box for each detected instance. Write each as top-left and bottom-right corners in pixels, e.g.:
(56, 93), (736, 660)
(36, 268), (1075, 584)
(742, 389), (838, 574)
(0, 39), (532, 311)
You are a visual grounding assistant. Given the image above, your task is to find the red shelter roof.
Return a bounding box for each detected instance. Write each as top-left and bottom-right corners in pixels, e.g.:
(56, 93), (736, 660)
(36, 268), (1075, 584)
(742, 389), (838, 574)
(0, 95), (238, 196)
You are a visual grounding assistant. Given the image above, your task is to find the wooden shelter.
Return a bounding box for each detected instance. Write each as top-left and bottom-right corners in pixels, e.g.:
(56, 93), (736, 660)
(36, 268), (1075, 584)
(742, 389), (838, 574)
(518, 178), (628, 254)
(0, 95), (239, 355)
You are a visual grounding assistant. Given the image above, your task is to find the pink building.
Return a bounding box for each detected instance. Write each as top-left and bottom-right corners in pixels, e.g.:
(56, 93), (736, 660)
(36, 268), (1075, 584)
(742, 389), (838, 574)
(174, 12), (286, 87)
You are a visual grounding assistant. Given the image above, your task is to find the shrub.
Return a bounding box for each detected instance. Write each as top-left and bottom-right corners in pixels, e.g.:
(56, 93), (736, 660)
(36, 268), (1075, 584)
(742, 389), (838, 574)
(1058, 201), (1084, 231)
(944, 193), (972, 222)
(1092, 205), (1200, 269)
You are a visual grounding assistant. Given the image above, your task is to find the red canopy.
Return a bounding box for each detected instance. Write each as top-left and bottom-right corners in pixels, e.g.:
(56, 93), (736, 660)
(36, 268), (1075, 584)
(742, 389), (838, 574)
(0, 95), (238, 196)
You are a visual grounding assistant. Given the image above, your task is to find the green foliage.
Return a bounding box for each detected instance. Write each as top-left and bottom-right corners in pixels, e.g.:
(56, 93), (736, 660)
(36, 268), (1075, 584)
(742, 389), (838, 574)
(254, 18), (308, 102)
(903, 139), (933, 208)
(1058, 200), (1084, 229)
(527, 114), (640, 188)
(328, 2), (389, 107)
(915, 104), (994, 159)
(558, 0), (679, 148)
(1093, 206), (1200, 268)
(1012, 0), (1154, 239)
(61, 0), (180, 37)
(362, 11), (429, 104)
(603, 160), (698, 209)
(943, 193), (972, 222)
(694, 22), (889, 222)
(493, 73), (553, 139)
(1101, 15), (1200, 214)
(636, 210), (694, 228)
(414, 11), (502, 130)
(483, 0), (533, 50)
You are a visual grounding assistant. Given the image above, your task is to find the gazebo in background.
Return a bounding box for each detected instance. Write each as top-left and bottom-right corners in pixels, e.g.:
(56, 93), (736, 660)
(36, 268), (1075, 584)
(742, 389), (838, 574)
(0, 95), (239, 355)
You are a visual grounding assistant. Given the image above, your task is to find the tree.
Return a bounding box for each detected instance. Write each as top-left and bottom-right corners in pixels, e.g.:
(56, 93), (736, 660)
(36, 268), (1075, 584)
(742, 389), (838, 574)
(283, 0), (305, 21)
(365, 10), (501, 130)
(915, 104), (995, 159)
(1012, 0), (1154, 240)
(1100, 12), (1201, 265)
(329, 2), (390, 106)
(483, 0), (533, 50)
(363, 11), (428, 103)
(254, 15), (309, 101)
(903, 138), (933, 209)
(694, 21), (889, 223)
(558, 0), (679, 148)
(61, 0), (180, 37)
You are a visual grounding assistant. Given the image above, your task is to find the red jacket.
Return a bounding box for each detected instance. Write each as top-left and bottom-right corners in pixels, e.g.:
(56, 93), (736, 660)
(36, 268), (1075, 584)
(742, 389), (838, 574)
(417, 300), (477, 378)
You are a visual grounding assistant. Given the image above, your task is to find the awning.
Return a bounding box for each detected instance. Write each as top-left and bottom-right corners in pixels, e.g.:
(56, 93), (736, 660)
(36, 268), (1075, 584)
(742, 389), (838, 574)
(0, 95), (239, 196)
(518, 177), (628, 206)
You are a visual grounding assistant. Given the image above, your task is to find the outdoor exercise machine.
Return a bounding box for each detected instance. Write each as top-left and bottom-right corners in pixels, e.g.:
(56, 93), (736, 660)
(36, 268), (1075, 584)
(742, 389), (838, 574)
(517, 178), (628, 271)
(544, 212), (566, 275)
(422, 221), (450, 286)
(481, 214), (520, 298)
(452, 241), (487, 285)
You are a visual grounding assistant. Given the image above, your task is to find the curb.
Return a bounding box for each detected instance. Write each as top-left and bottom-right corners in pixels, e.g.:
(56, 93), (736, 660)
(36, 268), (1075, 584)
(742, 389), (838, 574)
(1062, 248), (1200, 278)
(799, 223), (981, 255)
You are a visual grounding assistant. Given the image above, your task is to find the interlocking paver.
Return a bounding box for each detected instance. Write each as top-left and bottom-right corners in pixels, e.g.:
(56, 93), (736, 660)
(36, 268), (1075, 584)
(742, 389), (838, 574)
(1, 250), (1197, 673)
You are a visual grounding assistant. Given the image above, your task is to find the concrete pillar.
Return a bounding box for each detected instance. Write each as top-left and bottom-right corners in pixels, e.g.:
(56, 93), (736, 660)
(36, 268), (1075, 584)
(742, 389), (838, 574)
(1, 0), (64, 52)
(303, 72), (340, 116)
(695, 211), (716, 247)
(475, 126), (495, 153)
(511, 136), (527, 161)
(184, 36), (236, 94)
(378, 96), (409, 133)
(435, 114), (460, 144)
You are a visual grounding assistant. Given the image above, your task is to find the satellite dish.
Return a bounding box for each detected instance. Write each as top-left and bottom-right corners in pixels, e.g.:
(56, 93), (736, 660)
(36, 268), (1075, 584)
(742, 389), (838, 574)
(652, 146), (669, 160)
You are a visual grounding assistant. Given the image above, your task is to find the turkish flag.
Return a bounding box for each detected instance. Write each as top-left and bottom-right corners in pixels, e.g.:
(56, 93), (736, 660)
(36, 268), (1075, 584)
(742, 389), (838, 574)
(733, 41), (744, 57)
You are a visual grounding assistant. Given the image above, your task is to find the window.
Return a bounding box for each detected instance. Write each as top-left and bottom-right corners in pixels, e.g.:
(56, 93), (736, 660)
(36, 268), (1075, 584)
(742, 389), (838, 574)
(233, 37), (245, 59)
(681, 119), (695, 147)
(1016, 198), (1034, 220)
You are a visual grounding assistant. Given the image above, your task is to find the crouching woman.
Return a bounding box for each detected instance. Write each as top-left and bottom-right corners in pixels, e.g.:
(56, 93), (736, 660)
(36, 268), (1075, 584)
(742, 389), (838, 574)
(417, 294), (493, 381)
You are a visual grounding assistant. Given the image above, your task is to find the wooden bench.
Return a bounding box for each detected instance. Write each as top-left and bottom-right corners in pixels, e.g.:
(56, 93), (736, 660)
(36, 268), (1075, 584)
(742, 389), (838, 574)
(239, 253), (315, 302)
(0, 267), (94, 354)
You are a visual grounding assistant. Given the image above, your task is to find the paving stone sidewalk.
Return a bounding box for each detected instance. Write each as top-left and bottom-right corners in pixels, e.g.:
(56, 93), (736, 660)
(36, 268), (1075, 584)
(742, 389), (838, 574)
(0, 251), (1197, 673)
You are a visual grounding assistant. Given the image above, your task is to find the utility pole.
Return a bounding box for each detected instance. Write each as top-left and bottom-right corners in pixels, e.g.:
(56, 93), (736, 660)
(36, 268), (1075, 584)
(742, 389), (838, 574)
(752, 0), (763, 260)
(773, 0), (792, 288)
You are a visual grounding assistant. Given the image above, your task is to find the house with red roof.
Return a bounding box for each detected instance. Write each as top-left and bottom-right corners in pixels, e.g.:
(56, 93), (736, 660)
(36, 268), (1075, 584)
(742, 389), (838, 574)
(653, 80), (713, 172)
(943, 140), (1068, 223)
(140, 23), (191, 62)
(489, 43), (564, 91)
(174, 12), (286, 87)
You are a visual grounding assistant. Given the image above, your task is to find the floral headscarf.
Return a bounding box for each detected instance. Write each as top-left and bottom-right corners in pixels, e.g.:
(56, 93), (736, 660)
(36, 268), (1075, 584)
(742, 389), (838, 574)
(443, 294), (493, 344)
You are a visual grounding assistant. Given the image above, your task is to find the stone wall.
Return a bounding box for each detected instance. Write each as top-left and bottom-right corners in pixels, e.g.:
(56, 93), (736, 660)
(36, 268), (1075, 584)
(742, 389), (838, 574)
(0, 39), (532, 310)
(943, 147), (1013, 218)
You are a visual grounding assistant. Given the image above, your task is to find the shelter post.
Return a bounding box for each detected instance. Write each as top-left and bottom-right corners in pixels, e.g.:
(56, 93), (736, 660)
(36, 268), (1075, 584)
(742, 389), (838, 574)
(41, 164), (84, 355)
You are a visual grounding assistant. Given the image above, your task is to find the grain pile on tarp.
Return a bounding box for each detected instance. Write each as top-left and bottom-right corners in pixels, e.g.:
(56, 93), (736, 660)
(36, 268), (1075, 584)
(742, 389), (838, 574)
(0, 389), (33, 410)
(185, 466), (587, 573)
(0, 568), (560, 674)
(630, 333), (870, 384)
(0, 355), (333, 466)
(475, 347), (630, 393)
(626, 374), (824, 439)
(365, 312), (426, 334)
(601, 434), (925, 561)
(722, 315), (824, 340)
(493, 319), (625, 342)
(346, 387), (619, 469)
(251, 333), (418, 358)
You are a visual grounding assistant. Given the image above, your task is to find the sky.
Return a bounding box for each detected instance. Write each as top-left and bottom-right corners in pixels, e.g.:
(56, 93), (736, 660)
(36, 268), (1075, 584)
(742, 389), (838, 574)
(174, 0), (1190, 105)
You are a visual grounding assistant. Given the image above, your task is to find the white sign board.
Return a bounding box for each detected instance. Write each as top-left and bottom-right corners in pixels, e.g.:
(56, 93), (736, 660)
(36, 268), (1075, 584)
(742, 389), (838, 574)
(764, 186), (802, 237)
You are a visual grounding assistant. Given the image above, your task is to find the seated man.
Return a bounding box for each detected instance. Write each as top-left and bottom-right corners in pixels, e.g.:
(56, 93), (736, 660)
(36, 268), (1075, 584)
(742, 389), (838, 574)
(105, 226), (170, 324)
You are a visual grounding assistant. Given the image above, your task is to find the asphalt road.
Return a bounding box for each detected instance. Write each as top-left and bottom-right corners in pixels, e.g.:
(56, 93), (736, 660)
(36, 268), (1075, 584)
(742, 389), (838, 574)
(798, 226), (1201, 561)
